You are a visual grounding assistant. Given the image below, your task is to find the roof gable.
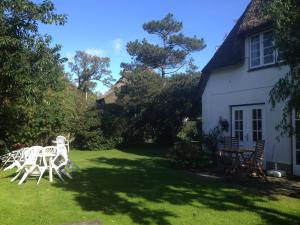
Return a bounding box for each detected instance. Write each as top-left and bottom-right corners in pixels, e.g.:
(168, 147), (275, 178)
(202, 0), (269, 74)
(198, 0), (271, 99)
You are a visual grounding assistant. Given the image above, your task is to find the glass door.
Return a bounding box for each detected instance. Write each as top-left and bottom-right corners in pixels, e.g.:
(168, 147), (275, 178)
(232, 105), (264, 148)
(232, 106), (246, 147)
(249, 106), (264, 147)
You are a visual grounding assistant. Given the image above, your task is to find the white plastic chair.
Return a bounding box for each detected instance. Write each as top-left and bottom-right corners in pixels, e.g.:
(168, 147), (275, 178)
(54, 136), (70, 152)
(11, 146), (47, 185)
(3, 148), (28, 171)
(50, 144), (72, 181)
(1, 148), (25, 169)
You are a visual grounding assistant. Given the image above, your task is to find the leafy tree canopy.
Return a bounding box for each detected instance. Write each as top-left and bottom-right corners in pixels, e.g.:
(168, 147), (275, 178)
(265, 0), (300, 135)
(68, 51), (115, 99)
(126, 13), (205, 77)
(0, 0), (67, 146)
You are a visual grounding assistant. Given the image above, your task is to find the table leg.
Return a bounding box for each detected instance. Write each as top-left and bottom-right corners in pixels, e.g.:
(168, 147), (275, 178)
(49, 159), (53, 182)
(231, 153), (240, 174)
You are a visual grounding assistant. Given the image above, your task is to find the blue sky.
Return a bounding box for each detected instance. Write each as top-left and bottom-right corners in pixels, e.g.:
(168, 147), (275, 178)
(39, 0), (250, 93)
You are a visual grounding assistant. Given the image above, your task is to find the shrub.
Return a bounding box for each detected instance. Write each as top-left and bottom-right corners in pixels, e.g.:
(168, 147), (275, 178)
(167, 119), (208, 170)
(176, 120), (202, 142)
(202, 117), (229, 161)
(73, 103), (122, 150)
(168, 141), (209, 170)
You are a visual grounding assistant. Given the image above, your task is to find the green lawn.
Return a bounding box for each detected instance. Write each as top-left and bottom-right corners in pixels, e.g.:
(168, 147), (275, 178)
(0, 148), (300, 225)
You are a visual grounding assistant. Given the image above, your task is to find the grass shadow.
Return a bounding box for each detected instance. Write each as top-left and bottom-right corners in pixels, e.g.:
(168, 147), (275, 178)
(53, 151), (300, 225)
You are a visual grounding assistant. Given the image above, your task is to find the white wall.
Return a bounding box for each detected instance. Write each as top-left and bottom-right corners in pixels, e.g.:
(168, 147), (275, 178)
(202, 37), (291, 165)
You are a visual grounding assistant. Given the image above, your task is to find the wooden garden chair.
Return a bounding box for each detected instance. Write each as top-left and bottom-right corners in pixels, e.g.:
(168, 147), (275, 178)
(248, 140), (265, 177)
(218, 136), (239, 172)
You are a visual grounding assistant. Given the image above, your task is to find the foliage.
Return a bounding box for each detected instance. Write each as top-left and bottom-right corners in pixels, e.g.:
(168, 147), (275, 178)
(179, 117), (230, 167)
(12, 80), (76, 146)
(264, 0), (300, 135)
(168, 141), (208, 170)
(0, 0), (67, 147)
(70, 89), (123, 150)
(73, 105), (104, 150)
(202, 117), (229, 155)
(68, 50), (115, 98)
(101, 69), (201, 146)
(115, 68), (164, 145)
(100, 104), (126, 146)
(153, 72), (201, 144)
(176, 120), (201, 142)
(167, 119), (206, 170)
(0, 0), (113, 150)
(126, 13), (205, 77)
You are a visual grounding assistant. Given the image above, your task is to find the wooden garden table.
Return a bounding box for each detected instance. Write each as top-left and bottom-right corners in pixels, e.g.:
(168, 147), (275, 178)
(221, 147), (255, 174)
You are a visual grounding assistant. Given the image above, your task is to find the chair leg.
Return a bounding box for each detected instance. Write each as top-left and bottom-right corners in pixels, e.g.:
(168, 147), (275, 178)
(18, 172), (29, 185)
(4, 162), (16, 171)
(67, 160), (80, 171)
(11, 171), (22, 182)
(257, 162), (265, 178)
(37, 169), (46, 184)
(61, 169), (72, 179)
(2, 158), (12, 168)
(54, 169), (65, 182)
(18, 166), (37, 185)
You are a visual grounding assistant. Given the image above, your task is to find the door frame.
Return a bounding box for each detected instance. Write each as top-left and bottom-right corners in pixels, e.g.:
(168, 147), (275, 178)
(292, 108), (300, 176)
(230, 103), (265, 147)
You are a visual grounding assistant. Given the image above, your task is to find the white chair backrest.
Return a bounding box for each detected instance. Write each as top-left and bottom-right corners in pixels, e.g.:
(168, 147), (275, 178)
(56, 136), (66, 145)
(24, 146), (44, 165)
(56, 136), (70, 152)
(19, 147), (28, 160)
(56, 144), (68, 160)
(44, 146), (57, 154)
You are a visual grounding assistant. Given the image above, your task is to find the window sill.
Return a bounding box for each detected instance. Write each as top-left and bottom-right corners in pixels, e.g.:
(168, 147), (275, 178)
(248, 62), (286, 72)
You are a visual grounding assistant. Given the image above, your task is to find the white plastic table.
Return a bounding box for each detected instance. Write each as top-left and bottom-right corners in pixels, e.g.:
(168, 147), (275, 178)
(44, 153), (56, 182)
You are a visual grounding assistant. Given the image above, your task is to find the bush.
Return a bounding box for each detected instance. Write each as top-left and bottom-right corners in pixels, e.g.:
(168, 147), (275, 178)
(73, 103), (122, 150)
(202, 117), (229, 154)
(168, 141), (209, 170)
(153, 73), (202, 145)
(202, 117), (229, 166)
(176, 120), (201, 142)
(167, 119), (208, 170)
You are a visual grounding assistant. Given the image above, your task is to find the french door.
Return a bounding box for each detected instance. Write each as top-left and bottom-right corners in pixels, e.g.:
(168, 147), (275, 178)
(231, 105), (264, 147)
(293, 109), (300, 176)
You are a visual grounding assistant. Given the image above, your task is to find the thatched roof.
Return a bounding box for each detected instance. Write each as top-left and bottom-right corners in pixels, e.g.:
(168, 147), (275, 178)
(202, 0), (270, 74)
(96, 77), (127, 105)
(198, 0), (271, 98)
(238, 0), (270, 33)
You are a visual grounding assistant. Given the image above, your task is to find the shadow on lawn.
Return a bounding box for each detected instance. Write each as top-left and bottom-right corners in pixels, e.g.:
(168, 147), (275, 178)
(54, 151), (300, 225)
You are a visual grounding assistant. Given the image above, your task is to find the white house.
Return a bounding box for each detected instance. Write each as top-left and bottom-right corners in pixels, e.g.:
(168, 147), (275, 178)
(199, 0), (300, 175)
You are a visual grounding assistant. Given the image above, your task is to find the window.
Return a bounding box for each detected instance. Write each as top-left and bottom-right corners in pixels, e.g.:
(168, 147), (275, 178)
(263, 31), (274, 64)
(250, 35), (260, 67)
(250, 30), (275, 68)
(234, 110), (243, 141)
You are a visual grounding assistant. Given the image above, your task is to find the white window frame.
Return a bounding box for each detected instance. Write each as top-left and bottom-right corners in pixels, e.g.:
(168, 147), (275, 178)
(249, 30), (276, 69)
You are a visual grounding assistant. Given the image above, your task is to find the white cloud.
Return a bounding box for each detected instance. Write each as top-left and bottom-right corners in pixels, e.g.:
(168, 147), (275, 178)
(112, 38), (123, 54)
(85, 48), (105, 56)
